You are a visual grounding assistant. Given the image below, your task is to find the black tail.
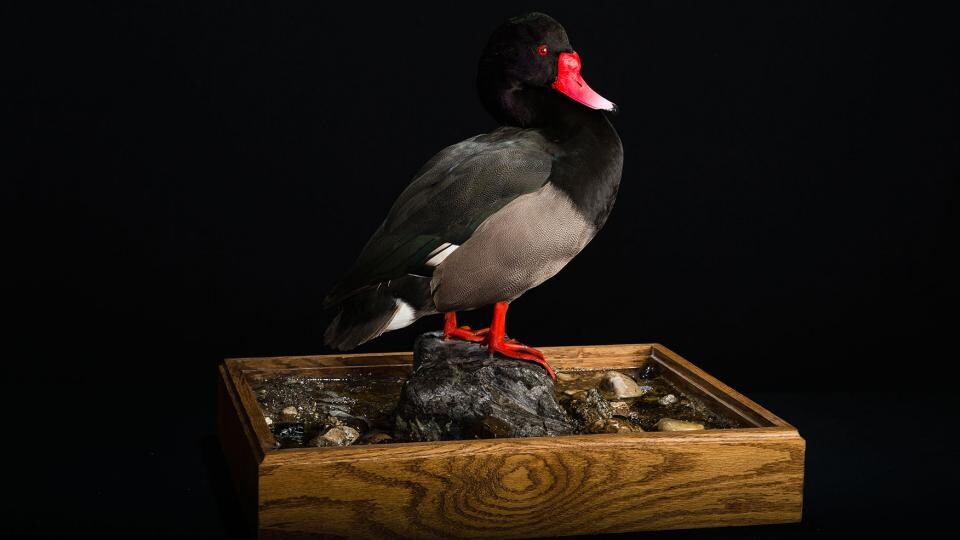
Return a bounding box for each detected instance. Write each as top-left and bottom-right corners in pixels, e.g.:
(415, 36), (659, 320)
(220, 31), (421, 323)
(323, 275), (434, 350)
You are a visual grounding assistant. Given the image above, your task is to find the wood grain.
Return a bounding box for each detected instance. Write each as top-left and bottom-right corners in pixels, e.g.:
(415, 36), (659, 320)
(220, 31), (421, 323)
(225, 360), (278, 453)
(218, 343), (805, 538)
(259, 429), (804, 538)
(217, 366), (262, 529)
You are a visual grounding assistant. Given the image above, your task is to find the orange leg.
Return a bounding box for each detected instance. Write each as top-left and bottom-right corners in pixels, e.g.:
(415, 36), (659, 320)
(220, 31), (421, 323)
(485, 301), (555, 379)
(443, 312), (487, 342)
(442, 303), (555, 379)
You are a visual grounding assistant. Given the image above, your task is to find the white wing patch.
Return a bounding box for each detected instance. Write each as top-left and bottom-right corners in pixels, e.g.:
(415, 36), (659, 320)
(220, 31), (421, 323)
(424, 243), (459, 267)
(384, 299), (417, 331)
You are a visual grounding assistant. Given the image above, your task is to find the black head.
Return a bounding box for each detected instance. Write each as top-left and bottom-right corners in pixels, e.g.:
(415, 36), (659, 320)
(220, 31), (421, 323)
(477, 13), (616, 127)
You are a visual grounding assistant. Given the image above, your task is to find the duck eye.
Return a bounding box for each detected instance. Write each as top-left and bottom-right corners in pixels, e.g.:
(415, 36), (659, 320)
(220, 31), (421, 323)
(536, 44), (549, 57)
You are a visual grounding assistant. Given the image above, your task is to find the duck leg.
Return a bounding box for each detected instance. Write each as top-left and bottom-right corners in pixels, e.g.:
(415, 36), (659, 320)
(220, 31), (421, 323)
(485, 301), (556, 379)
(443, 312), (487, 342)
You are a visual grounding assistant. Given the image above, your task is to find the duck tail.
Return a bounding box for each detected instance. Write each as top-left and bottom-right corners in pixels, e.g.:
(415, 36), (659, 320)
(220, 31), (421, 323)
(323, 275), (434, 350)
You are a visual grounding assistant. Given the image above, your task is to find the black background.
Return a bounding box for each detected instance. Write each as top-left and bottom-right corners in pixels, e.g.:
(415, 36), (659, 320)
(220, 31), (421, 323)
(6, 1), (959, 537)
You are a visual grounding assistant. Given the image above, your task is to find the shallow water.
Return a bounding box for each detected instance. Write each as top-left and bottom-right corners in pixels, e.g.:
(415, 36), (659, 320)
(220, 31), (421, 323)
(251, 363), (744, 448)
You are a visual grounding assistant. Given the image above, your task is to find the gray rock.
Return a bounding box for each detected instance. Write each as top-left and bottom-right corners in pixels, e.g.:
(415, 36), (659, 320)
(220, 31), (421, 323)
(394, 332), (578, 441)
(599, 371), (649, 399)
(311, 425), (360, 447)
(655, 418), (705, 432)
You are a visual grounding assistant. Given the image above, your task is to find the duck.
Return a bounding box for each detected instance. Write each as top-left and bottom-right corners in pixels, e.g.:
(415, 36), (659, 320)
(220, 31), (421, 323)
(323, 12), (623, 379)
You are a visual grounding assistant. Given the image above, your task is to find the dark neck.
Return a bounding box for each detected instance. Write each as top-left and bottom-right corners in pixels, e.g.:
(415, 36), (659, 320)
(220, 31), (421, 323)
(483, 83), (623, 228)
(481, 80), (591, 131)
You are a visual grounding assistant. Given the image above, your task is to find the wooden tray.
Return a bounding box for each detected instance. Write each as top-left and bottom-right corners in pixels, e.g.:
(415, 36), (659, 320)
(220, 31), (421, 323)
(218, 344), (804, 538)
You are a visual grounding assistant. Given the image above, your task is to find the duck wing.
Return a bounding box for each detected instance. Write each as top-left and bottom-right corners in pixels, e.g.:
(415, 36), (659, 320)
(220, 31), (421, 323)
(324, 127), (556, 307)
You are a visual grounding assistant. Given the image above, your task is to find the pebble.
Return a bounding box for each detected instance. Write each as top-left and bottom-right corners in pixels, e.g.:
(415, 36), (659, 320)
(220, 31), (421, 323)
(599, 371), (649, 399)
(311, 425), (360, 447)
(589, 417), (644, 434)
(609, 401), (632, 416)
(273, 422), (306, 447)
(658, 394), (678, 406)
(264, 416), (273, 426)
(281, 406), (299, 421)
(655, 418), (705, 432)
(564, 389), (614, 427)
(365, 432), (393, 444)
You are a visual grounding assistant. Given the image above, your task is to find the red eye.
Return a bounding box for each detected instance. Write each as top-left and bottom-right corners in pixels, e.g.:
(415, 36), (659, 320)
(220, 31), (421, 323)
(536, 44), (549, 57)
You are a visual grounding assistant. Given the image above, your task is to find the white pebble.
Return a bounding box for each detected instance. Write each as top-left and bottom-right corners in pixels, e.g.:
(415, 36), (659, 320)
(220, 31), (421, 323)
(659, 394), (678, 406)
(655, 418), (705, 432)
(599, 371), (648, 399)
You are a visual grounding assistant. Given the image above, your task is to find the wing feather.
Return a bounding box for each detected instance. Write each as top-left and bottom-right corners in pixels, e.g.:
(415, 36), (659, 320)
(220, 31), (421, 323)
(324, 127), (556, 307)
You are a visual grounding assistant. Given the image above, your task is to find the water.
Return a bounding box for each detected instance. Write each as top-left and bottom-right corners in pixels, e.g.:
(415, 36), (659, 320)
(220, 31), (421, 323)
(252, 364), (745, 448)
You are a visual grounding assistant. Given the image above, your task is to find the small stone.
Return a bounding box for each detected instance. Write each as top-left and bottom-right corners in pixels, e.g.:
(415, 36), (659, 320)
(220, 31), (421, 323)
(281, 406), (299, 421)
(589, 417), (643, 434)
(658, 394), (678, 406)
(272, 422), (305, 447)
(556, 372), (576, 382)
(311, 426), (361, 447)
(609, 401), (632, 416)
(655, 418), (705, 432)
(599, 371), (649, 399)
(564, 388), (614, 427)
(264, 416), (273, 426)
(365, 432), (393, 444)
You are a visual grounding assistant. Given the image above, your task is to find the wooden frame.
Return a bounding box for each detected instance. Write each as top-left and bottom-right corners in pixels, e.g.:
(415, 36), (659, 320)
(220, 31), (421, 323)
(218, 344), (804, 538)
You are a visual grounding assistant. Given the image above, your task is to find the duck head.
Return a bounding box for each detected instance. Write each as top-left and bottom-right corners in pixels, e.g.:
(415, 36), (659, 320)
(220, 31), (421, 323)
(478, 12), (617, 127)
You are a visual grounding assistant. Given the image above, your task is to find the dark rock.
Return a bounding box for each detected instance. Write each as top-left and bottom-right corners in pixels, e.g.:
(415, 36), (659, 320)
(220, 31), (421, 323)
(272, 422), (305, 448)
(394, 332), (577, 441)
(462, 415), (515, 439)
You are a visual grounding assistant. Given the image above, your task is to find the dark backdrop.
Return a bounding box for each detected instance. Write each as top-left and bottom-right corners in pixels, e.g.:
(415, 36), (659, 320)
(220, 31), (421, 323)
(6, 1), (958, 537)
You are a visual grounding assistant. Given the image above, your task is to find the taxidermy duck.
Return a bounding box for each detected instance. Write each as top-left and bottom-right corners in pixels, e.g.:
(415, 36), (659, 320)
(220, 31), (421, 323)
(324, 12), (623, 379)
